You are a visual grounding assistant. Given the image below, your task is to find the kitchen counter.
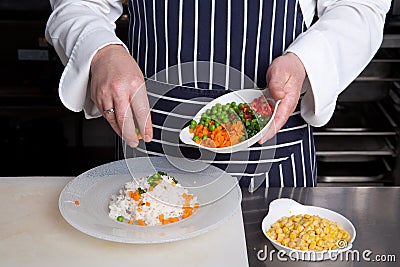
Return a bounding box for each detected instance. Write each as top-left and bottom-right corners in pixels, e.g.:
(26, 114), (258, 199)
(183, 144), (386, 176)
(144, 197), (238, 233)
(1, 177), (399, 267)
(0, 177), (249, 267)
(242, 186), (400, 266)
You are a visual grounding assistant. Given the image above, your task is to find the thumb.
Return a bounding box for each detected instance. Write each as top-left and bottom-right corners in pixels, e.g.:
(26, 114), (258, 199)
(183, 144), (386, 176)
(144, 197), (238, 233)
(266, 69), (289, 100)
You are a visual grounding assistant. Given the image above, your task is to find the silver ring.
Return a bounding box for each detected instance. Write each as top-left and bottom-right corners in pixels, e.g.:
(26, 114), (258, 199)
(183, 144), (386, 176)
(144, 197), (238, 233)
(103, 108), (115, 115)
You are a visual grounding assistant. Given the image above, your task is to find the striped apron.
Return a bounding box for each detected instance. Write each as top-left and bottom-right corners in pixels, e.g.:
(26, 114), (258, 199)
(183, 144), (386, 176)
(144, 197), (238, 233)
(126, 0), (317, 189)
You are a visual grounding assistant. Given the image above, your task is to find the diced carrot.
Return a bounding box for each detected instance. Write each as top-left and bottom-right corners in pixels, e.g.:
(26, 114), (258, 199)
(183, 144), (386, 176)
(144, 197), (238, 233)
(168, 217), (179, 223)
(137, 220), (146, 226)
(128, 220), (134, 225)
(145, 202), (151, 206)
(158, 214), (164, 222)
(130, 189), (141, 201)
(194, 203), (200, 210)
(74, 200), (80, 206)
(137, 208), (142, 212)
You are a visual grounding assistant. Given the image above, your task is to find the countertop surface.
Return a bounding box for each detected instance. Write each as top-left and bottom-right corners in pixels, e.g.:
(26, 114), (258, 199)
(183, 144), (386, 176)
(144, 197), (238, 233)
(242, 186), (400, 266)
(1, 177), (399, 267)
(0, 177), (249, 267)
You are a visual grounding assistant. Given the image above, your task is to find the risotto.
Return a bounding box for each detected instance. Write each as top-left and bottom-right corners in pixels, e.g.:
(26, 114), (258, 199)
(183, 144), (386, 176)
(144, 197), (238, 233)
(109, 172), (199, 226)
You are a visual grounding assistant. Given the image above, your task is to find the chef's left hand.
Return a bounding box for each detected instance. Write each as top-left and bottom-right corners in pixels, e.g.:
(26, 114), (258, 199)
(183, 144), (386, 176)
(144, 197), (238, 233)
(258, 52), (306, 144)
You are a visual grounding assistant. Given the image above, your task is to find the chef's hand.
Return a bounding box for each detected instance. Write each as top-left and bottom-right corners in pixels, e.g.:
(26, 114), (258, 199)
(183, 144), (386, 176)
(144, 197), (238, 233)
(258, 52), (306, 144)
(90, 44), (153, 147)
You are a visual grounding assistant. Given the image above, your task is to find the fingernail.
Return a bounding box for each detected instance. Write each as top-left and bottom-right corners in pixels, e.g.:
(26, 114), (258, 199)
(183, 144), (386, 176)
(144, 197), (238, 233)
(144, 135), (152, 142)
(128, 142), (139, 148)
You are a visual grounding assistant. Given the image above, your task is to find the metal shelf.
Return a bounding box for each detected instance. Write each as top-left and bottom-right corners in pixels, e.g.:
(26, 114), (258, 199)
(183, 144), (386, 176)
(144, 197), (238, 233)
(315, 135), (395, 156)
(314, 102), (397, 136)
(317, 159), (391, 183)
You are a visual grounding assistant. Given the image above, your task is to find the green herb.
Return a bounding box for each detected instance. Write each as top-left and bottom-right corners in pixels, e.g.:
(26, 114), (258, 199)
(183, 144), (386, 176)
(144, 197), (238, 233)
(141, 202), (146, 206)
(172, 177), (179, 184)
(157, 171), (167, 176)
(138, 187), (147, 194)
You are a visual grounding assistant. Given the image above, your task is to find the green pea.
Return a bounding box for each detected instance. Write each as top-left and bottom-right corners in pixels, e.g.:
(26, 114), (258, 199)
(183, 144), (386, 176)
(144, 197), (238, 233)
(223, 118), (229, 124)
(193, 135), (200, 141)
(222, 105), (229, 111)
(202, 135), (208, 140)
(190, 120), (197, 125)
(117, 216), (124, 222)
(204, 122), (209, 127)
(216, 103), (222, 108)
(206, 109), (211, 115)
(214, 121), (220, 127)
(189, 124), (196, 130)
(238, 103), (244, 109)
(209, 125), (216, 131)
(231, 102), (237, 107)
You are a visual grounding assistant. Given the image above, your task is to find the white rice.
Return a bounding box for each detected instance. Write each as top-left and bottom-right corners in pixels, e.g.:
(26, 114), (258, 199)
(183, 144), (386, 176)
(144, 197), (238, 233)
(109, 173), (198, 226)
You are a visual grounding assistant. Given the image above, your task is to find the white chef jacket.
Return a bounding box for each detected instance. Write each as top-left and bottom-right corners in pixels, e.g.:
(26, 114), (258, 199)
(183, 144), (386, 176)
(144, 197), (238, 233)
(45, 0), (391, 126)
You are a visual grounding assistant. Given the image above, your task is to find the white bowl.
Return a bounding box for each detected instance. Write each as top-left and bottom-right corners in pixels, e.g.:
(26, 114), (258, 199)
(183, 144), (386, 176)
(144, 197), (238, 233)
(179, 89), (279, 153)
(261, 199), (356, 261)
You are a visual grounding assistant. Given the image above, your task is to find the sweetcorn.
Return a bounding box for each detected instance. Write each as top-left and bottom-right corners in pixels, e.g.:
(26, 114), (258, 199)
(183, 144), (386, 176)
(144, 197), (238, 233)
(266, 214), (351, 251)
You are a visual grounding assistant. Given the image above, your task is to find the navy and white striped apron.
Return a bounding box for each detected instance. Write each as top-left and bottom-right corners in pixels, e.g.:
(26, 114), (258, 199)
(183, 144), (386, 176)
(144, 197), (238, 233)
(127, 0), (317, 189)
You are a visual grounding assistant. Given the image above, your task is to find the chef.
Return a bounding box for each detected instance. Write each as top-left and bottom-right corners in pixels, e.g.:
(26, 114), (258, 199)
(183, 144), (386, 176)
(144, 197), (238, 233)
(46, 0), (390, 189)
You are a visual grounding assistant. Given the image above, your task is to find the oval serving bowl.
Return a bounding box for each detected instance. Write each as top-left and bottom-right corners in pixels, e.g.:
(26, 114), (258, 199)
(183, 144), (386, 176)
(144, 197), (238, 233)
(179, 89), (279, 153)
(261, 198), (356, 261)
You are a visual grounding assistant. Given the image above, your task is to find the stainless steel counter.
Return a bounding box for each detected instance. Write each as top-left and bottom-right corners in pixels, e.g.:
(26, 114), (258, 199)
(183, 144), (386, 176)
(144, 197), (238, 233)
(241, 187), (400, 266)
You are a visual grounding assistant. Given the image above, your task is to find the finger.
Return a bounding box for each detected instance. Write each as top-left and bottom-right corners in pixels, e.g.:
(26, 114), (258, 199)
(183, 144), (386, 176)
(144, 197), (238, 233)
(258, 96), (295, 144)
(100, 102), (123, 139)
(114, 98), (140, 147)
(130, 82), (153, 142)
(258, 119), (277, 144)
(266, 64), (289, 100)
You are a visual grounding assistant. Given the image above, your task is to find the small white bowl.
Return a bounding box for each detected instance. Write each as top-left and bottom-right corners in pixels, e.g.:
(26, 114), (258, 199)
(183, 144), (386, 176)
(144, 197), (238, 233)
(179, 89), (279, 153)
(261, 199), (356, 261)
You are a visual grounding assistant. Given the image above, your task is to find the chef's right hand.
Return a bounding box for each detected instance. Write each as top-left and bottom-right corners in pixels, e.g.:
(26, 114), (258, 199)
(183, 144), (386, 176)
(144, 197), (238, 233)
(90, 44), (153, 147)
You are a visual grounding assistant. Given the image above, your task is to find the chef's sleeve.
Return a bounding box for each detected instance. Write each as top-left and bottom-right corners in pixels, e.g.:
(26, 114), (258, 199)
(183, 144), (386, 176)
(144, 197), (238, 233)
(287, 0), (391, 126)
(45, 0), (128, 118)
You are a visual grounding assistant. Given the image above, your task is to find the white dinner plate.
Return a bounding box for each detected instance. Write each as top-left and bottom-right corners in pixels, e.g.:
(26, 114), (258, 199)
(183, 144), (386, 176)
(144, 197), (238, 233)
(261, 199), (356, 261)
(179, 89), (279, 153)
(59, 156), (242, 244)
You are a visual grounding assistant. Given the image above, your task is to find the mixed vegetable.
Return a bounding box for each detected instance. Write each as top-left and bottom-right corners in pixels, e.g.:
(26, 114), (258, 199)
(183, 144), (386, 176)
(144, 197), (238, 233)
(189, 95), (274, 148)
